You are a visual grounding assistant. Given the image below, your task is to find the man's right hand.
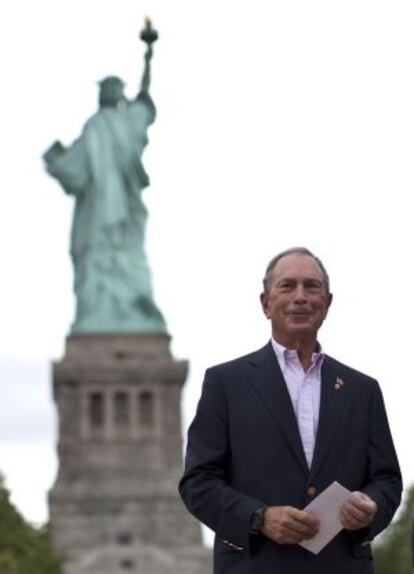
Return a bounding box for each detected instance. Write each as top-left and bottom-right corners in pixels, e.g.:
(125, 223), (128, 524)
(261, 506), (319, 544)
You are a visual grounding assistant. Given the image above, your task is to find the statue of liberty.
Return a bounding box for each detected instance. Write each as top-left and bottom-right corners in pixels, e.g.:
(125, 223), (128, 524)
(44, 20), (167, 335)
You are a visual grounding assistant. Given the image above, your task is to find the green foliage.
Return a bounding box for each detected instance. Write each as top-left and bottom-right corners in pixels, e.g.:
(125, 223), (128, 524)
(373, 484), (414, 574)
(0, 474), (61, 574)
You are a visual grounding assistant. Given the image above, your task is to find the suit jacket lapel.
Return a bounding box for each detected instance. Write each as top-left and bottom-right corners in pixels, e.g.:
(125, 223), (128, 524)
(247, 343), (309, 475)
(310, 356), (353, 480)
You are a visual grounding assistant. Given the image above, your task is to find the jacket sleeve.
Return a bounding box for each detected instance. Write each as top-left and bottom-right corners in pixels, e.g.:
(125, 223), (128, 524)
(360, 379), (402, 540)
(178, 367), (263, 550)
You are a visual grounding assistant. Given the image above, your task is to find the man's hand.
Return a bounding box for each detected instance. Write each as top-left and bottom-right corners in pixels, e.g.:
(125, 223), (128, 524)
(340, 491), (377, 530)
(261, 506), (319, 544)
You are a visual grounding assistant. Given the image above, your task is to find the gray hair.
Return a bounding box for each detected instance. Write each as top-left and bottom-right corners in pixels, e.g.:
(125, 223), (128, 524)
(262, 247), (330, 293)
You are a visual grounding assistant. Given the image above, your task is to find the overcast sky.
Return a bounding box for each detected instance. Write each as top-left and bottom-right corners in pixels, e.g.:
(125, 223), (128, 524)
(0, 0), (413, 527)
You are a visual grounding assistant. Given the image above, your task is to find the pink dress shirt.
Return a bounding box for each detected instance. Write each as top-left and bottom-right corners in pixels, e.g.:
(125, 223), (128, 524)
(271, 338), (324, 468)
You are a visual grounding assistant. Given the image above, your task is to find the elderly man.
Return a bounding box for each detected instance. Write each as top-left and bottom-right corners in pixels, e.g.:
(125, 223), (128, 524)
(179, 247), (402, 574)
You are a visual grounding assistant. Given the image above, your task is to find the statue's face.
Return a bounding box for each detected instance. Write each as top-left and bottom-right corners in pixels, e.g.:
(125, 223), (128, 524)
(99, 82), (125, 107)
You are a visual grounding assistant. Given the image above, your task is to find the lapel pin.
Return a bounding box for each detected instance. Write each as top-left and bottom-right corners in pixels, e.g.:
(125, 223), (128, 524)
(335, 377), (344, 390)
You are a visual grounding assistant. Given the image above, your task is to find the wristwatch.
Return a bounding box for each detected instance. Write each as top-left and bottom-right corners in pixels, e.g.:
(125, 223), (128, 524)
(250, 506), (267, 535)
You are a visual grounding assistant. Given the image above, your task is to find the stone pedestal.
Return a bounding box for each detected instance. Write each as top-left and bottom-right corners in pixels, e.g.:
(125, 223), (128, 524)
(49, 335), (211, 574)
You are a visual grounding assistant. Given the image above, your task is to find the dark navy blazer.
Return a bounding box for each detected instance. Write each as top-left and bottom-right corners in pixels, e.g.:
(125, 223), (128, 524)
(179, 342), (402, 574)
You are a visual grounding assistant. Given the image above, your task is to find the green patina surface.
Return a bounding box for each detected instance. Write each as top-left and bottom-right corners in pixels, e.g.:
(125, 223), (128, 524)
(44, 23), (166, 335)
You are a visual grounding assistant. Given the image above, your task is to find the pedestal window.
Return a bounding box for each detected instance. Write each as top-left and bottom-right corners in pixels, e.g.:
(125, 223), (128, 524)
(114, 392), (129, 427)
(89, 392), (104, 429)
(138, 391), (154, 428)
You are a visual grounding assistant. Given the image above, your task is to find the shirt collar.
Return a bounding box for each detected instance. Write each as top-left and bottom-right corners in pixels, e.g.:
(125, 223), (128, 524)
(271, 337), (324, 372)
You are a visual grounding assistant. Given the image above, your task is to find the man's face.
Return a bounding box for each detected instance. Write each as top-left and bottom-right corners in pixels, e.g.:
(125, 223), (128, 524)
(260, 253), (332, 347)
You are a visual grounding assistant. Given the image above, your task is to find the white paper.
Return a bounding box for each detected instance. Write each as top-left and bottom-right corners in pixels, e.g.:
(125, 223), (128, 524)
(299, 481), (351, 555)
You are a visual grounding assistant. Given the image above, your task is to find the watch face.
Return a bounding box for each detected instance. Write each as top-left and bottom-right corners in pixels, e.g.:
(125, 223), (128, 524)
(250, 507), (265, 534)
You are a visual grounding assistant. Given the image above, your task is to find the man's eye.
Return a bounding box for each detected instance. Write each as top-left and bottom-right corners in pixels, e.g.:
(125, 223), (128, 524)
(279, 282), (294, 290)
(306, 282), (323, 292)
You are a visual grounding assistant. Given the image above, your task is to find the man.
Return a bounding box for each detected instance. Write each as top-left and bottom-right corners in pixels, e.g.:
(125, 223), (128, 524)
(179, 247), (402, 573)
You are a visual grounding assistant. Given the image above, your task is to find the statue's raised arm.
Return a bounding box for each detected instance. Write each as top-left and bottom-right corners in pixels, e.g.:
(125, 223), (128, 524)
(137, 18), (158, 109)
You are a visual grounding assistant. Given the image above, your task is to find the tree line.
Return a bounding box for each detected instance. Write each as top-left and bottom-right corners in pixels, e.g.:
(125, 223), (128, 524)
(0, 474), (60, 574)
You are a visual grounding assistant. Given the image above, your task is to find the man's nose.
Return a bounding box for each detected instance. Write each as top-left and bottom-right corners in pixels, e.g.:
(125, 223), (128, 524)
(293, 284), (308, 302)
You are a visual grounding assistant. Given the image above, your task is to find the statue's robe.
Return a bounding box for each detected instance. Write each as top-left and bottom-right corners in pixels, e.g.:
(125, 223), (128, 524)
(45, 97), (166, 334)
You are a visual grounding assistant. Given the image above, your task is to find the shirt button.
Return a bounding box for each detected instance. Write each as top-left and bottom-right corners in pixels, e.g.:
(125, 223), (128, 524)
(307, 486), (317, 497)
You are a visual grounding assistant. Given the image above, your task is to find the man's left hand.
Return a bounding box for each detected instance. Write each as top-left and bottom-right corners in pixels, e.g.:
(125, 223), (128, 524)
(340, 491), (377, 530)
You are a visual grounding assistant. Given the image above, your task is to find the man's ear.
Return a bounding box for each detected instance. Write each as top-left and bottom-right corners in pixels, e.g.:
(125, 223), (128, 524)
(260, 292), (270, 318)
(324, 292), (333, 317)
